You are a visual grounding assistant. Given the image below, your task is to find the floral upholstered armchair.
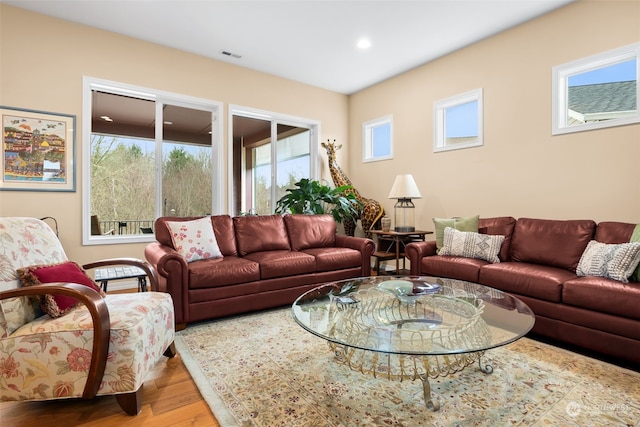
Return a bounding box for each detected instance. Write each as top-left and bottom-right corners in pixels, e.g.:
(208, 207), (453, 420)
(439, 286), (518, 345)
(0, 217), (176, 415)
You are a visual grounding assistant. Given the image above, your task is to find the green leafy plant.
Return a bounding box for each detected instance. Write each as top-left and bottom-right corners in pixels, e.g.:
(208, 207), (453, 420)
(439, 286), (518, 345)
(274, 178), (361, 224)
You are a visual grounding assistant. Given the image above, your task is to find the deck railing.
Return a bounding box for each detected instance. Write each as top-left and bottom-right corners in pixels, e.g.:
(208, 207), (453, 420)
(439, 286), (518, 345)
(99, 219), (155, 235)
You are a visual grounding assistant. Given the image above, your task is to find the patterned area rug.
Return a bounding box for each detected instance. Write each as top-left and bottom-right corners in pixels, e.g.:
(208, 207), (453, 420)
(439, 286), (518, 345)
(175, 308), (640, 426)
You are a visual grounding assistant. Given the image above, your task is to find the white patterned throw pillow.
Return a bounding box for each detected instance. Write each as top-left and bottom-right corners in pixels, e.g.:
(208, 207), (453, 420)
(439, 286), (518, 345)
(439, 227), (505, 263)
(166, 216), (223, 263)
(577, 240), (640, 283)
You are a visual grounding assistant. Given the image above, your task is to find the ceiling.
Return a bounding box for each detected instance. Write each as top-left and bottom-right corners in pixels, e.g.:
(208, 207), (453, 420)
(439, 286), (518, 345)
(4, 0), (574, 95)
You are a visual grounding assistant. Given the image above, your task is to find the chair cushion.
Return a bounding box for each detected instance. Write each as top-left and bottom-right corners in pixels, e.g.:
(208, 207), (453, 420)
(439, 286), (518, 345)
(0, 292), (175, 400)
(16, 261), (106, 318)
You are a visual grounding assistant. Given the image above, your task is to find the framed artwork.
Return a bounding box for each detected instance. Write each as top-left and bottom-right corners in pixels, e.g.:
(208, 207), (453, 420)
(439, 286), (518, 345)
(1, 106), (76, 192)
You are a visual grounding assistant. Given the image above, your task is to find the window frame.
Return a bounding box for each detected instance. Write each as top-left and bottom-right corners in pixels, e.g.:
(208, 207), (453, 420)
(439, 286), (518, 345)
(433, 88), (483, 153)
(82, 77), (223, 245)
(362, 115), (393, 162)
(552, 42), (640, 135)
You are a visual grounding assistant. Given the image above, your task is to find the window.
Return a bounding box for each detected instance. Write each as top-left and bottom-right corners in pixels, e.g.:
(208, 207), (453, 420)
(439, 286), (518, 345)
(82, 77), (222, 245)
(552, 43), (639, 135)
(363, 115), (393, 162)
(433, 88), (483, 152)
(230, 106), (318, 216)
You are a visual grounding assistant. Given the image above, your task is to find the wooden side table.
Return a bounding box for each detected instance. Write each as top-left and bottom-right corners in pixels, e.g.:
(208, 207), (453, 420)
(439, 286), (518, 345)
(370, 229), (433, 275)
(94, 266), (148, 293)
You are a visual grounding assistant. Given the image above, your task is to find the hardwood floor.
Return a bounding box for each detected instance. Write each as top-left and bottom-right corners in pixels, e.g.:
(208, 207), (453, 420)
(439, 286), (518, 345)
(0, 352), (219, 426)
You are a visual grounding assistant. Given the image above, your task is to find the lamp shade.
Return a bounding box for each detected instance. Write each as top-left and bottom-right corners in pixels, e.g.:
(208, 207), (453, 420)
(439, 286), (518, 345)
(388, 174), (422, 199)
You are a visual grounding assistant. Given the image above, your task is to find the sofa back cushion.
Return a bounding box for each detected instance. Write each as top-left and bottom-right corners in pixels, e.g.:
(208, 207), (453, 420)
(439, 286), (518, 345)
(234, 214), (291, 256)
(155, 215), (237, 256)
(478, 216), (516, 261)
(284, 214), (336, 251)
(510, 218), (596, 272)
(594, 221), (635, 244)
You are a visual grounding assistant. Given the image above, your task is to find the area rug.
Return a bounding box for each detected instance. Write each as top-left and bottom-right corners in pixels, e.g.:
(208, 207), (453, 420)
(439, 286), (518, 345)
(175, 308), (640, 426)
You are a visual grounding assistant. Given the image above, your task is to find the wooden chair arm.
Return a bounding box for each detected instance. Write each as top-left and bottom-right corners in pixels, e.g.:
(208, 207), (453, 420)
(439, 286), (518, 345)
(0, 283), (110, 399)
(83, 257), (159, 292)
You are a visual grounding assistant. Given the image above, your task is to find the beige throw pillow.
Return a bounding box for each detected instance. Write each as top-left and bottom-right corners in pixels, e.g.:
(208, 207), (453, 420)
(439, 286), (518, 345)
(439, 227), (504, 263)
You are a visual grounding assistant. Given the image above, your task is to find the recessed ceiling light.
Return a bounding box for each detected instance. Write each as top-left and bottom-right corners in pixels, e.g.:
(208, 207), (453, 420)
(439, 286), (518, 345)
(357, 39), (371, 49)
(164, 121), (173, 125)
(100, 115), (113, 122)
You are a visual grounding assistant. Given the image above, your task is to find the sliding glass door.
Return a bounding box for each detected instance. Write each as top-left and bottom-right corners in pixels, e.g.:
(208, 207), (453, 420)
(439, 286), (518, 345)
(231, 107), (318, 216)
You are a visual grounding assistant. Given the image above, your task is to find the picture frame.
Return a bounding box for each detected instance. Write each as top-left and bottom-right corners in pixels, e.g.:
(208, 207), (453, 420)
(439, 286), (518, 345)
(1, 106), (76, 192)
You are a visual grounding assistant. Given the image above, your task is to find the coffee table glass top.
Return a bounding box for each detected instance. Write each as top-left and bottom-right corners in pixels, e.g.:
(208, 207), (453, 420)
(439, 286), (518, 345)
(292, 276), (535, 356)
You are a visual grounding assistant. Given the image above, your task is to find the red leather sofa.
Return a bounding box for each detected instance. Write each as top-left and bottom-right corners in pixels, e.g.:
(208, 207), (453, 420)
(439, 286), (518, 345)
(406, 217), (640, 366)
(145, 213), (375, 329)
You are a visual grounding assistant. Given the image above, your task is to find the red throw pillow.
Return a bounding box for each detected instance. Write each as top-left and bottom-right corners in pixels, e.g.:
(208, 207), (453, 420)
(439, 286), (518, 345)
(17, 261), (106, 318)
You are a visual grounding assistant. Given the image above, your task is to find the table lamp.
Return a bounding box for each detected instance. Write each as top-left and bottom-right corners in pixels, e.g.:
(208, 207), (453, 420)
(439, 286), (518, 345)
(388, 174), (421, 232)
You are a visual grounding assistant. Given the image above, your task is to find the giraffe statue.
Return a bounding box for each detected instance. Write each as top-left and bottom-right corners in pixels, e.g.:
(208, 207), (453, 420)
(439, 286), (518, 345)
(321, 139), (384, 239)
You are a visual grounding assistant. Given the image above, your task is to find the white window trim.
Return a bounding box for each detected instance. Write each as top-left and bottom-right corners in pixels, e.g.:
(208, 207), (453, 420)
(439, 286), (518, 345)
(362, 115), (393, 163)
(552, 42), (640, 135)
(82, 76), (223, 245)
(433, 88), (483, 153)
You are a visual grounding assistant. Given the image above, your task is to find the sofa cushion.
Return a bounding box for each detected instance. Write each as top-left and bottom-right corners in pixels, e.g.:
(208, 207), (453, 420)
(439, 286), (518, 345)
(594, 221), (635, 244)
(479, 262), (577, 303)
(478, 216), (516, 261)
(284, 214), (336, 250)
(433, 215), (479, 250)
(576, 240), (640, 283)
(234, 215), (291, 256)
(509, 218), (595, 272)
(563, 276), (640, 321)
(419, 255), (487, 283)
(243, 250), (315, 279)
(188, 257), (260, 289)
(302, 247), (361, 272)
(439, 227), (504, 263)
(155, 215), (237, 256)
(166, 216), (223, 263)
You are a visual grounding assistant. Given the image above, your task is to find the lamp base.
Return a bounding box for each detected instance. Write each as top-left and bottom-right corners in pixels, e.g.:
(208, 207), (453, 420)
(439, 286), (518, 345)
(394, 226), (415, 232)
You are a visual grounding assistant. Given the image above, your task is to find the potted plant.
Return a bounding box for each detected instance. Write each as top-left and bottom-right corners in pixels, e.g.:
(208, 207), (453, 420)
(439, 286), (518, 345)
(275, 178), (361, 224)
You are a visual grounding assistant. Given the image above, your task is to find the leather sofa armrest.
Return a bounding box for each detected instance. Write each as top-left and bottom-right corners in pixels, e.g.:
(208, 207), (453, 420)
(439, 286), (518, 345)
(405, 241), (438, 275)
(335, 235), (376, 276)
(144, 242), (189, 326)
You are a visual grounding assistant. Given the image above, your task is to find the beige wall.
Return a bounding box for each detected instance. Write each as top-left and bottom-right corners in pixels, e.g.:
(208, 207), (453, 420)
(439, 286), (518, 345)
(1, 1), (639, 266)
(0, 5), (348, 263)
(349, 0), (640, 231)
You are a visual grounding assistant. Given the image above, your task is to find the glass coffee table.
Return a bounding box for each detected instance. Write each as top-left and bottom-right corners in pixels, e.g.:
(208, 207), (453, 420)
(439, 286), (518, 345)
(291, 276), (535, 411)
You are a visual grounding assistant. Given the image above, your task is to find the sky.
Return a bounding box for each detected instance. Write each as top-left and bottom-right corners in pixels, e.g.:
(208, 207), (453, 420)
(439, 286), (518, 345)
(568, 58), (636, 86)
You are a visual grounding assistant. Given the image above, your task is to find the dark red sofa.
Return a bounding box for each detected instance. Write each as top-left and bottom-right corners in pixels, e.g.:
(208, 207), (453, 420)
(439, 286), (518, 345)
(405, 217), (640, 366)
(145, 213), (375, 329)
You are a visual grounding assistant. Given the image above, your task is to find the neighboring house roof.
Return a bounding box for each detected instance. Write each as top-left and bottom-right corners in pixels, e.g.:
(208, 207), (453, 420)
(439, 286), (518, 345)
(568, 81), (637, 123)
